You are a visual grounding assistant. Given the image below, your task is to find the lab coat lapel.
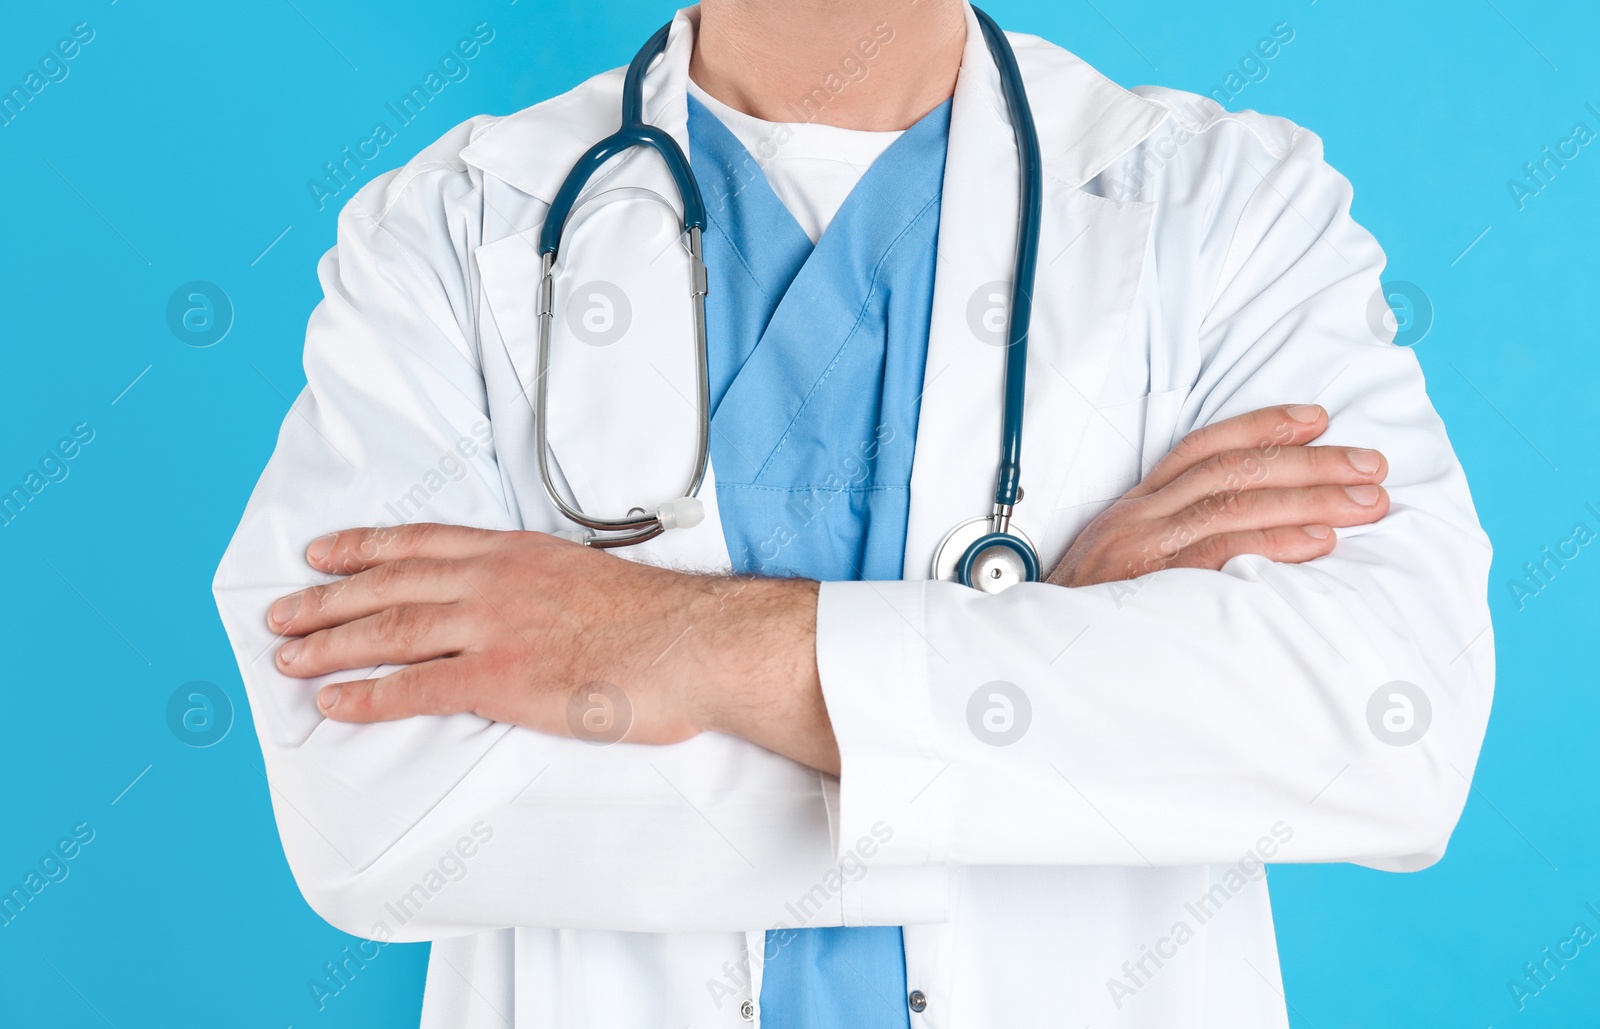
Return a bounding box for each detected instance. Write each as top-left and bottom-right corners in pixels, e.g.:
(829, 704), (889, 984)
(473, 9), (732, 571)
(903, 7), (1167, 578)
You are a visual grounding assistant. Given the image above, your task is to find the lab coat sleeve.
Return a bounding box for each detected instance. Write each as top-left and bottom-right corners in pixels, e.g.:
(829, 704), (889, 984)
(213, 158), (945, 940)
(816, 125), (1495, 874)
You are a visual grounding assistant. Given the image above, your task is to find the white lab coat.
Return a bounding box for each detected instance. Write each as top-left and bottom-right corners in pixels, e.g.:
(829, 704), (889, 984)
(213, 5), (1494, 1027)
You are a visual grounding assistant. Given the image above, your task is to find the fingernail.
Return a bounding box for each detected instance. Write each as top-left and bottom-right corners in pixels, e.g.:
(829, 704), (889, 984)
(269, 593), (301, 628)
(1302, 524), (1332, 540)
(318, 685), (342, 711)
(278, 639), (302, 665)
(1344, 485), (1381, 506)
(1347, 449), (1381, 474)
(1286, 404), (1323, 424)
(308, 533), (337, 564)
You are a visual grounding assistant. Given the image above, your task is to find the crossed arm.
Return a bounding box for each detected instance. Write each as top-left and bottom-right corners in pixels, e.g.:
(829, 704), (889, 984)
(213, 127), (1493, 938)
(268, 403), (1392, 776)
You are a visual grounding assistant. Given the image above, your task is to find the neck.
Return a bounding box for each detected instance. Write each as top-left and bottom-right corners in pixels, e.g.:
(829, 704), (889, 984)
(689, 0), (967, 131)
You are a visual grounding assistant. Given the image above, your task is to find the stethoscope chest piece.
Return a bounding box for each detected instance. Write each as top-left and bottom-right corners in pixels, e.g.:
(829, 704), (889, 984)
(932, 516), (1040, 595)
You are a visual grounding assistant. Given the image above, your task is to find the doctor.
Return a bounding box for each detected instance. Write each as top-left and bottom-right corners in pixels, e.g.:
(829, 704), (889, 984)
(214, 1), (1494, 1026)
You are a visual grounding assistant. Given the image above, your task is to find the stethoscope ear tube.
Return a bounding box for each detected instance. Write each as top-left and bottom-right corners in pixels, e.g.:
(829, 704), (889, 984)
(532, 19), (712, 548)
(539, 22), (706, 257)
(532, 224), (711, 548)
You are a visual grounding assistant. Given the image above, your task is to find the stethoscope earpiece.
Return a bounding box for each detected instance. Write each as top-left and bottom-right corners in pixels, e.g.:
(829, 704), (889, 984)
(656, 497), (704, 531)
(530, 20), (712, 550)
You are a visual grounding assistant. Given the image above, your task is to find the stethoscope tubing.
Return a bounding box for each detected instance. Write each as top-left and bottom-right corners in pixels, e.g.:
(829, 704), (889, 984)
(532, 18), (712, 547)
(540, 22), (707, 256)
(971, 6), (1041, 522)
(533, 8), (1043, 575)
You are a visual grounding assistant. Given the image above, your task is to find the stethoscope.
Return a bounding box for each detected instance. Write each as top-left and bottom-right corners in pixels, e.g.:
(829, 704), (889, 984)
(534, 7), (1043, 594)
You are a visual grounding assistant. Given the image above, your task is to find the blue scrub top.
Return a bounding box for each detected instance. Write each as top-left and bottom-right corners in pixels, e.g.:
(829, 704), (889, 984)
(688, 94), (951, 1028)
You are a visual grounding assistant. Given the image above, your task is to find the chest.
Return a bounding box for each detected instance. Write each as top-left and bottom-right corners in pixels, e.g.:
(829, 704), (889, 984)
(469, 145), (1182, 581)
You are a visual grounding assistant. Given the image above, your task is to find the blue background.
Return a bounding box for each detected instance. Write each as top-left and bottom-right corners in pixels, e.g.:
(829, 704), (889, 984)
(0, 0), (1592, 1025)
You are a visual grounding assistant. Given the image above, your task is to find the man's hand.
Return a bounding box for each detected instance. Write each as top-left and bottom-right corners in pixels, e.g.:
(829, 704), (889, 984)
(266, 524), (837, 771)
(1048, 404), (1388, 587)
(265, 404), (1382, 775)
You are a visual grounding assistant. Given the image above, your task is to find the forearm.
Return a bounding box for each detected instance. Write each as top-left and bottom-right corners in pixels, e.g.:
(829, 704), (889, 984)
(812, 458), (1493, 873)
(689, 576), (840, 776)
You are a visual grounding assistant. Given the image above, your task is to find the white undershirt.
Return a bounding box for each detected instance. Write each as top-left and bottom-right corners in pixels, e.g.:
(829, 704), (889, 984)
(688, 78), (905, 243)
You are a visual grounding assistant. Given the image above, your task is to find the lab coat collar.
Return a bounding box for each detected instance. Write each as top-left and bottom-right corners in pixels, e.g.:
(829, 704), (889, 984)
(458, 5), (1170, 202)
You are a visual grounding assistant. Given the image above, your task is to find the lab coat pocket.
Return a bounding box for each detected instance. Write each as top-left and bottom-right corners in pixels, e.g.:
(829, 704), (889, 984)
(1046, 386), (1186, 547)
(1053, 387), (1185, 508)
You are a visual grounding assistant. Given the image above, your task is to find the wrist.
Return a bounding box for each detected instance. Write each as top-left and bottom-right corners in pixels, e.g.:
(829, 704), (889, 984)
(678, 575), (837, 773)
(680, 576), (809, 732)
